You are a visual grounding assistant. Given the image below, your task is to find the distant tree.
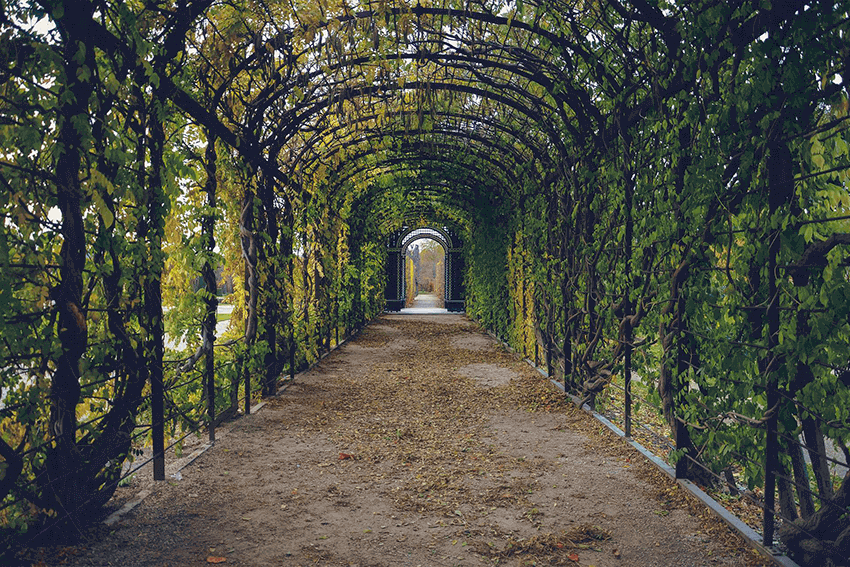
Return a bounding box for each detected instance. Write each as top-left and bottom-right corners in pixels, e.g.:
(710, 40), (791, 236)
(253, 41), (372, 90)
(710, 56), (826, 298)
(417, 240), (444, 293)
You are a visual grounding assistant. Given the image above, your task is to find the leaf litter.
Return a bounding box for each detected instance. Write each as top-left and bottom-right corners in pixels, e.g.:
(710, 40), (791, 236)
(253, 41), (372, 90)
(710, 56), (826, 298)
(470, 523), (612, 564)
(36, 314), (772, 566)
(257, 315), (769, 566)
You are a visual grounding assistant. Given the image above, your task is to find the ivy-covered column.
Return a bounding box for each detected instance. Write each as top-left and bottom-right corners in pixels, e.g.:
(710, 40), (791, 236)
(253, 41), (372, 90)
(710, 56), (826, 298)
(201, 132), (218, 440)
(278, 197), (296, 381)
(240, 181), (258, 414)
(657, 124), (697, 481)
(141, 90), (169, 482)
(561, 167), (578, 392)
(620, 132), (634, 438)
(44, 0), (97, 515)
(259, 172), (280, 397)
(763, 139), (793, 546)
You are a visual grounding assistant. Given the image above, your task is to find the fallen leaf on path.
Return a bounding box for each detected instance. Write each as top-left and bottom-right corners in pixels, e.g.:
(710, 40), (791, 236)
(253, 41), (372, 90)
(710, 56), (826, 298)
(339, 452), (353, 460)
(568, 552), (580, 562)
(207, 556), (227, 564)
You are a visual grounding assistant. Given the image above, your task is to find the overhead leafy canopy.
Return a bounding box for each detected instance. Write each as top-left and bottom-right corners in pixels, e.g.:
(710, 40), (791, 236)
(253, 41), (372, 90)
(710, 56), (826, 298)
(1, 0), (850, 561)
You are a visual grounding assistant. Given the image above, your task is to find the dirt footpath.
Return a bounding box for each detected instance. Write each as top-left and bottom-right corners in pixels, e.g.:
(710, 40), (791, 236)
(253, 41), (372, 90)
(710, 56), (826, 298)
(44, 314), (767, 567)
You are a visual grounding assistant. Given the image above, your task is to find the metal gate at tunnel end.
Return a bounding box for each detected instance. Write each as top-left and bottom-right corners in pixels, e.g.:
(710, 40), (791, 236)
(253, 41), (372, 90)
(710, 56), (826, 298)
(384, 226), (465, 312)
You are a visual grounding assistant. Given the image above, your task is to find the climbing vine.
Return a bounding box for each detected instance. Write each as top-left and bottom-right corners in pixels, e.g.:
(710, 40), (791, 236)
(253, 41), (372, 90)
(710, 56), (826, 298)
(1, 1), (849, 564)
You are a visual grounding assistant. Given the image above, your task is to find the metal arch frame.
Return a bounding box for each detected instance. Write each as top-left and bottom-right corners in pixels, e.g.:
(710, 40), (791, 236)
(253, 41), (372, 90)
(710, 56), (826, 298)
(83, 0), (683, 207)
(158, 1), (619, 255)
(290, 109), (554, 185)
(325, 144), (525, 204)
(325, 153), (512, 230)
(271, 49), (577, 166)
(263, 74), (566, 234)
(267, 80), (562, 161)
(348, 180), (475, 236)
(244, 3), (612, 143)
(396, 226), (454, 250)
(303, 128), (537, 191)
(343, 166), (495, 231)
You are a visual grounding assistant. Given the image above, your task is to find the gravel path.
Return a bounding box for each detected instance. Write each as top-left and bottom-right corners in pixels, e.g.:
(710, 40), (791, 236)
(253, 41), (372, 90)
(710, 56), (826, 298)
(25, 314), (768, 567)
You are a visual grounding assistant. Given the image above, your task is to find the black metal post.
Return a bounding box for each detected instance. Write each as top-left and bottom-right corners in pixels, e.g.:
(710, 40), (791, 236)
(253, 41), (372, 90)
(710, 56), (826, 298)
(152, 367), (165, 480)
(623, 138), (634, 439)
(244, 367), (251, 415)
(207, 359), (216, 443)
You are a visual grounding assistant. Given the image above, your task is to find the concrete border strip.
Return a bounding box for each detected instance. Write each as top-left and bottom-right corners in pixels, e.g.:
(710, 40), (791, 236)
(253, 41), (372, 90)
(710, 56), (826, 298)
(482, 326), (803, 567)
(103, 322), (371, 528)
(104, 490), (151, 526)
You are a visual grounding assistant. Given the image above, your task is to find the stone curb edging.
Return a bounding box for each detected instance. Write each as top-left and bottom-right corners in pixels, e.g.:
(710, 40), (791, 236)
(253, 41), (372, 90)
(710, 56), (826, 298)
(483, 326), (800, 567)
(548, 378), (800, 567)
(103, 323), (370, 527)
(102, 401), (267, 527)
(103, 490), (151, 527)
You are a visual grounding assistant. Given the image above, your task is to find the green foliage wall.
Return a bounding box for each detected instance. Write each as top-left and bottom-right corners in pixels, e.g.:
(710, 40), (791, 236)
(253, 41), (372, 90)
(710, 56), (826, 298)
(464, 210), (510, 337)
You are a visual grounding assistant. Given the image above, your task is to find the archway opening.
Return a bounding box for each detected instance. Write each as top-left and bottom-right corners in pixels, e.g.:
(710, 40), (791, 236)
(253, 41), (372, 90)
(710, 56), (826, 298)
(404, 237), (446, 309)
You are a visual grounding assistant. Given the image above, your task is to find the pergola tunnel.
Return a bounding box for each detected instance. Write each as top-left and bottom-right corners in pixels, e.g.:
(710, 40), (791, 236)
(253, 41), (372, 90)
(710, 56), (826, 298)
(1, 1), (850, 565)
